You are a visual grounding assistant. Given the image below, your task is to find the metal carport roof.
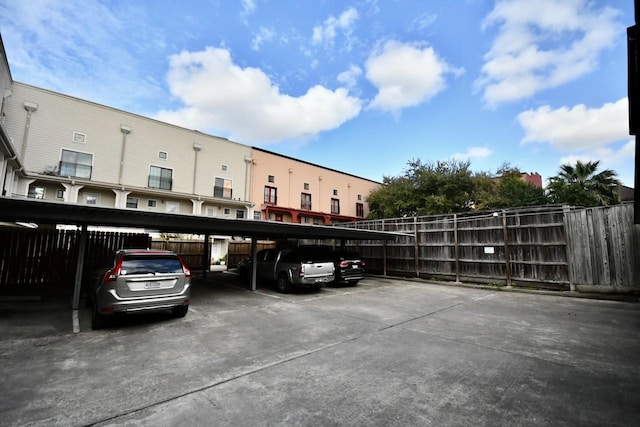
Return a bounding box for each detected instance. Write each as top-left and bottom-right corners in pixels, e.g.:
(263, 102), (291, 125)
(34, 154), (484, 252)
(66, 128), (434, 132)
(0, 197), (405, 310)
(0, 197), (400, 240)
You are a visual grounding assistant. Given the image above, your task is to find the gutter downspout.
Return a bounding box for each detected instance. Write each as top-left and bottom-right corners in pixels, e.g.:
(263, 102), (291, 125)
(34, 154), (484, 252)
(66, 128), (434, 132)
(118, 125), (131, 186)
(20, 102), (38, 163)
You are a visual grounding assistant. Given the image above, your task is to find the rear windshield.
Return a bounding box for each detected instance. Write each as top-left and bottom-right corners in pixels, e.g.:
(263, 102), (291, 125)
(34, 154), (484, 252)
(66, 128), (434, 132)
(281, 248), (333, 263)
(120, 255), (183, 275)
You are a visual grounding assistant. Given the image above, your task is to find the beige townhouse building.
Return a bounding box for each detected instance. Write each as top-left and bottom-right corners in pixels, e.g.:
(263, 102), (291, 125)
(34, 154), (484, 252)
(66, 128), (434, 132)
(3, 82), (253, 220)
(0, 35), (379, 233)
(250, 147), (379, 224)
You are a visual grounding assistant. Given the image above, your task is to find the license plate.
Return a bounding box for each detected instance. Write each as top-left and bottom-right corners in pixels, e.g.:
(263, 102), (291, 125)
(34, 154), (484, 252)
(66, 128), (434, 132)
(351, 265), (359, 269)
(145, 281), (162, 289)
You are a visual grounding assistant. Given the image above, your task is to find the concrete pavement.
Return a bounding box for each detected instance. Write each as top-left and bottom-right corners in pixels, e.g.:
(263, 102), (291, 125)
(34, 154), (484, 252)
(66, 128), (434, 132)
(0, 274), (638, 426)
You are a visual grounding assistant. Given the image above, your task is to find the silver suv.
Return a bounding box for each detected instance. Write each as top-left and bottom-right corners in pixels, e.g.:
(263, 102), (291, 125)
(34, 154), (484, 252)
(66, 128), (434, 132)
(90, 249), (191, 329)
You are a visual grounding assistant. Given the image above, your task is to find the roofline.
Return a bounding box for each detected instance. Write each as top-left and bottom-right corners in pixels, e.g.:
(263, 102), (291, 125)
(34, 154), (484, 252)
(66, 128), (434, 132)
(0, 34), (13, 83)
(11, 82), (247, 148)
(251, 146), (383, 185)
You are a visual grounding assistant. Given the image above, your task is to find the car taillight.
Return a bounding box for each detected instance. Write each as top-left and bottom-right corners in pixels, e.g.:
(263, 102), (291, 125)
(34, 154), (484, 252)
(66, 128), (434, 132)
(103, 259), (123, 283)
(299, 265), (305, 277)
(178, 256), (192, 278)
(339, 261), (350, 268)
(183, 265), (192, 278)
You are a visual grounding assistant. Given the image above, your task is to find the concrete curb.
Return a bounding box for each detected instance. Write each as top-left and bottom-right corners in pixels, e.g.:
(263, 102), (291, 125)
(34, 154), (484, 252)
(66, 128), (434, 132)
(369, 274), (640, 303)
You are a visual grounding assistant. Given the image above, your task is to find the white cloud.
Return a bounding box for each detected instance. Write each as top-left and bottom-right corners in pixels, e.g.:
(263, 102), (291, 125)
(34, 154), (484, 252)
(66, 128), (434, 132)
(365, 40), (462, 113)
(452, 147), (493, 161)
(0, 0), (166, 110)
(240, 0), (256, 19)
(337, 65), (363, 89)
(251, 27), (275, 51)
(155, 47), (362, 143)
(517, 98), (628, 150)
(312, 8), (359, 47)
(477, 0), (620, 106)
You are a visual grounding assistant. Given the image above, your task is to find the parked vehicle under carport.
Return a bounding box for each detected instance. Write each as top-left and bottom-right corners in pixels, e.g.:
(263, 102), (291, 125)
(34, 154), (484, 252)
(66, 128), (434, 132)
(237, 247), (335, 293)
(87, 249), (191, 329)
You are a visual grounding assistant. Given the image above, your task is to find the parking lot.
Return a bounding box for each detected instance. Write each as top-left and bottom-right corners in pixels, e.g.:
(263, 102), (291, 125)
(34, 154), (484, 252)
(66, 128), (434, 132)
(1, 273), (639, 426)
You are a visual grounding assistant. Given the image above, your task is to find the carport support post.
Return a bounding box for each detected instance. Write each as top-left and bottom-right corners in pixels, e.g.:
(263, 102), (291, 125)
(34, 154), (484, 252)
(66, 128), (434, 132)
(250, 237), (258, 291)
(72, 224), (88, 310)
(202, 233), (210, 279)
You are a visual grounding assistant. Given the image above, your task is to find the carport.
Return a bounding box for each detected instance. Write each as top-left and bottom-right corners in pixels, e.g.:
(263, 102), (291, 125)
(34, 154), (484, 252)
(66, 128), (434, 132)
(0, 197), (401, 309)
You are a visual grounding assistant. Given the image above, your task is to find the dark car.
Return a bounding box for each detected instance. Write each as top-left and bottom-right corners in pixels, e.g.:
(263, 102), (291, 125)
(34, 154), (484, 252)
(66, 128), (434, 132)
(298, 245), (366, 286)
(331, 250), (366, 286)
(88, 249), (191, 329)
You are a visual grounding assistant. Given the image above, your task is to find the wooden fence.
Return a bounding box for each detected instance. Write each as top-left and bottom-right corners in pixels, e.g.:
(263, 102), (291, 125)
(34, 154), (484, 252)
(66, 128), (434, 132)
(228, 240), (277, 267)
(0, 229), (150, 297)
(306, 203), (639, 293)
(150, 240), (209, 269)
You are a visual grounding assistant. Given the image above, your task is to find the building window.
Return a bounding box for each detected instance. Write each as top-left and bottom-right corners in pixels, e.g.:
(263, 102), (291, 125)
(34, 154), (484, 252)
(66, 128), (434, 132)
(126, 197), (139, 208)
(206, 207), (215, 217)
(214, 177), (233, 199)
(358, 194), (362, 201)
(221, 164), (228, 172)
(236, 210), (245, 219)
(331, 198), (340, 214)
(356, 203), (364, 217)
(264, 186), (277, 204)
(301, 193), (311, 210)
(85, 194), (99, 205)
(148, 166), (173, 190)
(28, 186), (45, 199)
(60, 149), (93, 179)
(304, 183), (309, 190)
(158, 151), (168, 160)
(223, 208), (231, 216)
(253, 211), (262, 220)
(148, 200), (157, 208)
(56, 189), (64, 199)
(268, 175), (275, 183)
(333, 189), (338, 196)
(72, 132), (86, 144)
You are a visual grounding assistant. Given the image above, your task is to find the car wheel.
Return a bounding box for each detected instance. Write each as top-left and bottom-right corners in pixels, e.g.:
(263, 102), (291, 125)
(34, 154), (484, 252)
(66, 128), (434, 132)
(276, 274), (292, 293)
(172, 305), (189, 318)
(91, 301), (108, 330)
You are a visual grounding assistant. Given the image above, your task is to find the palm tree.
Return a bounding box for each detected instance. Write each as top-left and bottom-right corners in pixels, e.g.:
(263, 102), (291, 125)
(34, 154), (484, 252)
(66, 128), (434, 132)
(547, 160), (621, 207)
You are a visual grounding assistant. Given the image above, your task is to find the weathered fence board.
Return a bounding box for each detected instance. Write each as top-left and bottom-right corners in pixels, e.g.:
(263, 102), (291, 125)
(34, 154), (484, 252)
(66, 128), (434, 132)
(0, 229), (150, 296)
(565, 204), (639, 291)
(306, 203), (638, 293)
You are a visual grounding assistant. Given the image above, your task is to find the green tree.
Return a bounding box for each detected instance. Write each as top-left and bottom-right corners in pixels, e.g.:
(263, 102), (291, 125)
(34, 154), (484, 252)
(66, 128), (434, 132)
(366, 159), (475, 218)
(547, 160), (621, 207)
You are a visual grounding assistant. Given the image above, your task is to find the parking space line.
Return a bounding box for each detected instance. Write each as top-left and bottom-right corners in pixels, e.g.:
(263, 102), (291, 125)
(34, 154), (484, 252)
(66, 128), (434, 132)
(254, 291), (282, 299)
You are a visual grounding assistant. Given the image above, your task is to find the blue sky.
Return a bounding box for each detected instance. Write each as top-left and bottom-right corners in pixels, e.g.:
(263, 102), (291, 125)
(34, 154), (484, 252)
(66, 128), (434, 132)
(0, 0), (634, 186)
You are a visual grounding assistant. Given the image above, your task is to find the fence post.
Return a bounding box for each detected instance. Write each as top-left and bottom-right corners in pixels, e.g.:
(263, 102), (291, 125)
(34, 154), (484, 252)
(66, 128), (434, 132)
(383, 240), (387, 277)
(414, 216), (420, 278)
(502, 211), (512, 287)
(454, 214), (460, 283)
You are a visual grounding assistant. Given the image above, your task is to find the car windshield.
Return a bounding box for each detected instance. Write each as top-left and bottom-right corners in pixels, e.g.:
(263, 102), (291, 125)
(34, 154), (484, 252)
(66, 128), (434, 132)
(120, 255), (183, 275)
